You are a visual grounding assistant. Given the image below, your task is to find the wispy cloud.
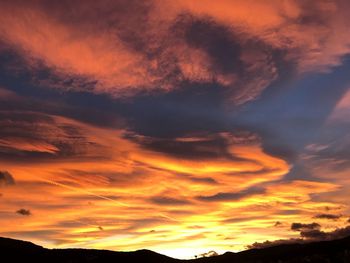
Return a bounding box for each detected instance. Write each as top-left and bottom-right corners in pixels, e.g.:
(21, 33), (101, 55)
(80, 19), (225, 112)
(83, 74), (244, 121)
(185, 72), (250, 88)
(0, 1), (350, 259)
(0, 1), (349, 104)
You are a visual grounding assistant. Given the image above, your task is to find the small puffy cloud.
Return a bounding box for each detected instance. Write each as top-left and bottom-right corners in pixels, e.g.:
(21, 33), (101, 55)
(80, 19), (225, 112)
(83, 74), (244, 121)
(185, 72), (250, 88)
(291, 222), (320, 231)
(16, 209), (31, 216)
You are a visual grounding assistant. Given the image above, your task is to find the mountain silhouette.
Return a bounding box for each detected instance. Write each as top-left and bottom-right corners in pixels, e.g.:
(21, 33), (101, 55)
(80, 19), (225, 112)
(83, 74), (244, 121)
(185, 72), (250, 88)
(1, 235), (350, 262)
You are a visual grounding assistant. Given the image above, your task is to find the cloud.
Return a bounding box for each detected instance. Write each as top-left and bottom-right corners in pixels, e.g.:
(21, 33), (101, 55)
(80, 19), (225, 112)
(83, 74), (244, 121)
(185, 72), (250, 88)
(197, 187), (265, 202)
(0, 1), (154, 95)
(0, 110), (297, 252)
(172, 14), (279, 105)
(0, 110), (344, 255)
(0, 170), (15, 186)
(127, 133), (236, 160)
(0, 1), (349, 257)
(291, 222), (320, 231)
(248, 225), (350, 249)
(313, 214), (341, 220)
(16, 209), (31, 216)
(300, 226), (350, 241)
(0, 111), (119, 162)
(0, 1), (229, 98)
(300, 229), (328, 239)
(0, 1), (349, 104)
(149, 196), (191, 206)
(169, 0), (350, 72)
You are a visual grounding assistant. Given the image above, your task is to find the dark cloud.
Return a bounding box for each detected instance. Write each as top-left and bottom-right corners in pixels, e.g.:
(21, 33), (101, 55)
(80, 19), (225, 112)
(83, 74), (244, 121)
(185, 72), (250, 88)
(0, 170), (15, 186)
(119, 84), (230, 138)
(300, 226), (350, 241)
(249, 226), (350, 249)
(248, 238), (304, 249)
(291, 222), (320, 231)
(197, 187), (265, 202)
(16, 209), (31, 216)
(300, 229), (328, 239)
(325, 226), (350, 240)
(127, 132), (242, 161)
(0, 82), (125, 131)
(0, 111), (110, 162)
(178, 14), (242, 74)
(174, 14), (282, 105)
(149, 196), (191, 206)
(313, 214), (341, 220)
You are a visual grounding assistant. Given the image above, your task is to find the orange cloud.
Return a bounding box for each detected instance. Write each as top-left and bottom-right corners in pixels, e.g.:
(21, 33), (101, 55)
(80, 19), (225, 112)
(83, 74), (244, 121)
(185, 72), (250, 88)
(1, 1), (349, 105)
(1, 1), (350, 258)
(167, 0), (350, 72)
(0, 1), (225, 98)
(0, 2), (150, 94)
(0, 112), (345, 258)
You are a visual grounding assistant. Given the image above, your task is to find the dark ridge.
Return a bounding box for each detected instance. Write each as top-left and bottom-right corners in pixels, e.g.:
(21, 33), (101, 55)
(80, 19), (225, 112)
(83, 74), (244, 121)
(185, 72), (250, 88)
(0, 237), (179, 263)
(1, 235), (350, 262)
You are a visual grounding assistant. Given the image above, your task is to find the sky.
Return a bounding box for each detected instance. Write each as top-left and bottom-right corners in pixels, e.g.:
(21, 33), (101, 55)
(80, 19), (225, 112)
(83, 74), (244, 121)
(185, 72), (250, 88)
(0, 0), (350, 259)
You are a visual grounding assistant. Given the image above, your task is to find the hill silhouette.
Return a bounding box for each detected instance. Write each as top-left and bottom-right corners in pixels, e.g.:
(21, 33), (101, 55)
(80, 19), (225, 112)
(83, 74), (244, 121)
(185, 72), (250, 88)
(1, 235), (350, 262)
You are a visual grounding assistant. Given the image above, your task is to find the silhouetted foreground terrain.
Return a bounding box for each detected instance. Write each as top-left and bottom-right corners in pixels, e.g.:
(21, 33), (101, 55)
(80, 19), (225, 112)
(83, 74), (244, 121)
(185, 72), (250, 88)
(1, 236), (350, 262)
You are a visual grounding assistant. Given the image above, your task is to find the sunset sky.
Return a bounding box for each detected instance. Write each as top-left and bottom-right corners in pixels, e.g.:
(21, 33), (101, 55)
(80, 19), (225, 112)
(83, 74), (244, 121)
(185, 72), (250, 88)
(0, 0), (350, 259)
